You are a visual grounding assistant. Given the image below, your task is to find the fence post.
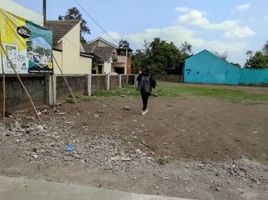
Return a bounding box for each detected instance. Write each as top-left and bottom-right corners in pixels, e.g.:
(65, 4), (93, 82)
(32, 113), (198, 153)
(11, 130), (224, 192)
(106, 74), (110, 90)
(52, 75), (56, 105)
(126, 75), (129, 85)
(45, 75), (49, 105)
(47, 74), (56, 106)
(87, 74), (92, 96)
(134, 74), (138, 86)
(119, 74), (122, 89)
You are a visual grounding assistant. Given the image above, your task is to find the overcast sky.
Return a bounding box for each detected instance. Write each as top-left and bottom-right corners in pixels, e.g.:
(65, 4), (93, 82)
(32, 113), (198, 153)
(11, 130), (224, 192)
(13, 0), (268, 65)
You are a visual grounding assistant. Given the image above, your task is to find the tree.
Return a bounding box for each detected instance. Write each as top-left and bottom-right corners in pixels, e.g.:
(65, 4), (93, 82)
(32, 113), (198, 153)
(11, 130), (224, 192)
(132, 49), (148, 73)
(245, 51), (268, 69)
(180, 41), (192, 56)
(118, 40), (131, 56)
(246, 50), (253, 57)
(213, 51), (228, 60)
(263, 41), (268, 57)
(132, 40), (151, 73)
(59, 7), (90, 43)
(148, 38), (183, 74)
(230, 62), (241, 68)
(118, 40), (130, 50)
(245, 41), (268, 69)
(132, 38), (189, 74)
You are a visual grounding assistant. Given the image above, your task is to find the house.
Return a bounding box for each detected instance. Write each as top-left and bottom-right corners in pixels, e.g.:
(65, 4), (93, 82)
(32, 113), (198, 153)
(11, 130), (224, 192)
(45, 20), (93, 74)
(184, 49), (268, 85)
(184, 50), (240, 85)
(83, 37), (132, 75)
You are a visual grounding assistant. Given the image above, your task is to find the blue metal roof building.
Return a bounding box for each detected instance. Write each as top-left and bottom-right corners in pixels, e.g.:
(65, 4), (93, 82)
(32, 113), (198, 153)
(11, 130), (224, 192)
(184, 50), (268, 85)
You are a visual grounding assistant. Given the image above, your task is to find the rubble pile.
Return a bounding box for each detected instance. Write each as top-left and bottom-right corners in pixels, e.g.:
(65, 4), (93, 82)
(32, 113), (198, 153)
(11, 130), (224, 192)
(0, 113), (155, 172)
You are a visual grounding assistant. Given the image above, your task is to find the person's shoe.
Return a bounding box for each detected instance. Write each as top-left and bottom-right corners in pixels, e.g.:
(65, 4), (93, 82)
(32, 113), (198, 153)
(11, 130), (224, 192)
(142, 109), (148, 116)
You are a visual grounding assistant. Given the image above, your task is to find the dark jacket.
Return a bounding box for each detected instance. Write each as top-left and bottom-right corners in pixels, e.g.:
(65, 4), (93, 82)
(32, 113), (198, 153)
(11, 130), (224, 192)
(137, 74), (155, 93)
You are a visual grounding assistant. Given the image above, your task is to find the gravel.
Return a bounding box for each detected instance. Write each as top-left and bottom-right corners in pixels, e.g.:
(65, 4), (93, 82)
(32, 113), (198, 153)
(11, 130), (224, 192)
(0, 113), (156, 172)
(0, 108), (267, 200)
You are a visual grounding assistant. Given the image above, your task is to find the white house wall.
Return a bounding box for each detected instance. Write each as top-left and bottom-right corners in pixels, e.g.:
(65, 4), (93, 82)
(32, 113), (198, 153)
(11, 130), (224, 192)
(80, 56), (92, 74)
(103, 62), (112, 74)
(62, 23), (80, 74)
(51, 23), (93, 75)
(59, 23), (92, 74)
(53, 50), (92, 75)
(53, 50), (63, 74)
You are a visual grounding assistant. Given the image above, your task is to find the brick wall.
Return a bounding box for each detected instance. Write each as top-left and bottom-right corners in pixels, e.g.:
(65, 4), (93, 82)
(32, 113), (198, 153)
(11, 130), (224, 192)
(127, 55), (132, 75)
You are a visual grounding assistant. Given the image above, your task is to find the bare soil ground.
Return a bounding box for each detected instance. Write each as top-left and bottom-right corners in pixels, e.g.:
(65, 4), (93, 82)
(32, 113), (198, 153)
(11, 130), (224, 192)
(0, 85), (268, 200)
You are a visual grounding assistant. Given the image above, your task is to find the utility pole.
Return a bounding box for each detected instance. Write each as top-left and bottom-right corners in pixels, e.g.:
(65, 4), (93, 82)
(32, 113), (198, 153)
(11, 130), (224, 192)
(125, 49), (128, 75)
(43, 0), (47, 25)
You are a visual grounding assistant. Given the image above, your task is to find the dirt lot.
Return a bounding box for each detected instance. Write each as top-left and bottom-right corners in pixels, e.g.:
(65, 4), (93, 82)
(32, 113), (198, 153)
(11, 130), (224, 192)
(0, 85), (268, 200)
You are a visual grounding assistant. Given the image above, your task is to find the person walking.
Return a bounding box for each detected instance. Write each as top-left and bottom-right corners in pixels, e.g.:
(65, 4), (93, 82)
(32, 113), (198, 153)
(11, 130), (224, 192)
(137, 68), (156, 116)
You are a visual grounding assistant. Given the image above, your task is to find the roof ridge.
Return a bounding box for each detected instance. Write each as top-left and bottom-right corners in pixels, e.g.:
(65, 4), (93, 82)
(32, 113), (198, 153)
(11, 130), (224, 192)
(46, 19), (81, 23)
(45, 20), (81, 45)
(87, 37), (118, 49)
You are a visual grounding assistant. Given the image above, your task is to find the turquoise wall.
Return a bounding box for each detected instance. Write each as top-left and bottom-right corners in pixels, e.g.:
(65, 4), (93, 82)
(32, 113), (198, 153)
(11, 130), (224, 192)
(240, 68), (268, 85)
(184, 50), (268, 85)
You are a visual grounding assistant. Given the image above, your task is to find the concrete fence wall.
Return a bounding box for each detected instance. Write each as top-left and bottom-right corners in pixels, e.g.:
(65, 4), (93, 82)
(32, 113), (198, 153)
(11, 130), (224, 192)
(0, 74), (48, 113)
(90, 75), (107, 94)
(88, 74), (137, 95)
(121, 75), (128, 85)
(154, 74), (183, 83)
(56, 75), (87, 100)
(110, 75), (119, 90)
(0, 74), (137, 113)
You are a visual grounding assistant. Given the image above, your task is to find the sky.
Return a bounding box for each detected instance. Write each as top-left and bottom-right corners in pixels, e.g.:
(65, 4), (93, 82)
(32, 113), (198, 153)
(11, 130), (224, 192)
(13, 0), (268, 65)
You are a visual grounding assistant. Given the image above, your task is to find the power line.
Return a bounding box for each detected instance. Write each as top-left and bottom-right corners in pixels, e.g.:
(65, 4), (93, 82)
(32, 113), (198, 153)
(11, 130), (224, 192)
(73, 0), (119, 44)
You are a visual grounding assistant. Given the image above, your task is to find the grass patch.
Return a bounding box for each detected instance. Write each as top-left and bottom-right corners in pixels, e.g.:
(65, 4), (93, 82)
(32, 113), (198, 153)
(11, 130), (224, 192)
(77, 95), (96, 102)
(90, 82), (268, 104)
(156, 82), (268, 104)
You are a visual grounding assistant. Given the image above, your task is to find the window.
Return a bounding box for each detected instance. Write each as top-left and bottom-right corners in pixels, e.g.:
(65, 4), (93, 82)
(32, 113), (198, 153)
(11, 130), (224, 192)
(98, 65), (103, 74)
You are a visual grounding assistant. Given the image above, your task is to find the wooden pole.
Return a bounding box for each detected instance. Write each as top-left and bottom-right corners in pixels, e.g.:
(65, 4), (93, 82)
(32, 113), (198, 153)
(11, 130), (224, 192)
(0, 32), (5, 118)
(0, 43), (41, 121)
(53, 55), (77, 104)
